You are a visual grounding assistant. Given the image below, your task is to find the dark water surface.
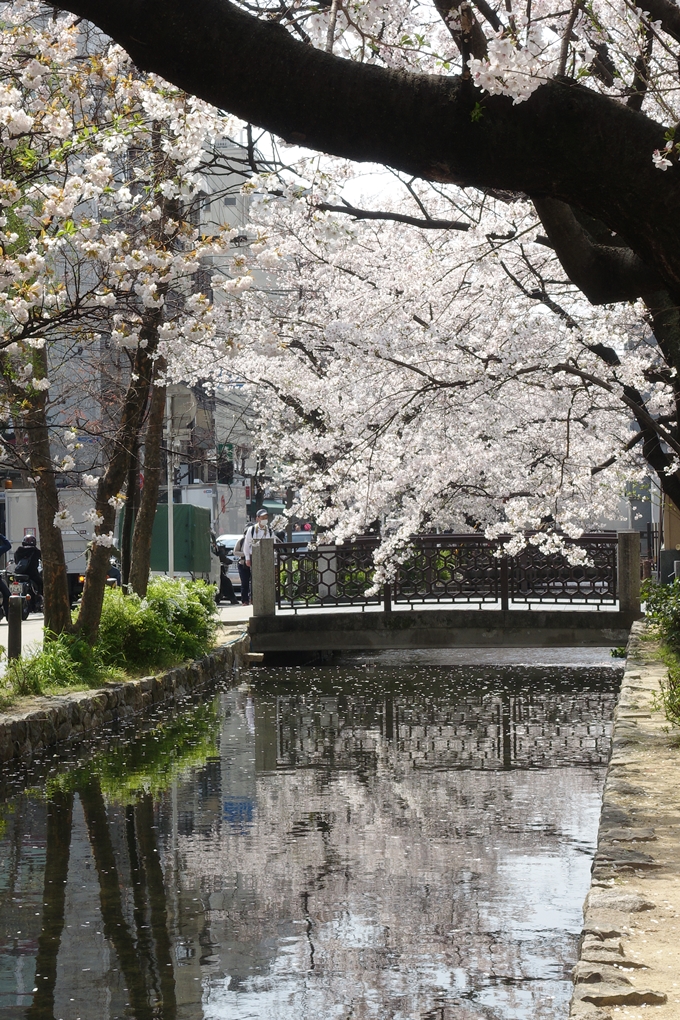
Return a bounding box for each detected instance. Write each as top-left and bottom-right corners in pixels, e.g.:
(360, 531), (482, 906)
(0, 656), (621, 1020)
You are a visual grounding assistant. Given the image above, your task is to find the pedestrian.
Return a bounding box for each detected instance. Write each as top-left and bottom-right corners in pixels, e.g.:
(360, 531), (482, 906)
(238, 509), (278, 605)
(0, 531), (11, 620)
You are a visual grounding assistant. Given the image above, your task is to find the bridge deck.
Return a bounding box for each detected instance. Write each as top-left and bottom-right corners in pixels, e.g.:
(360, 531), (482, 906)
(249, 606), (639, 653)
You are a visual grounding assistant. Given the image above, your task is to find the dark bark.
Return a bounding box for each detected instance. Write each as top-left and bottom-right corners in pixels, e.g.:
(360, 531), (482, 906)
(636, 0), (680, 44)
(74, 311), (160, 641)
(121, 437), (140, 588)
(129, 362), (166, 597)
(316, 201), (470, 230)
(58, 0), (680, 300)
(3, 350), (73, 635)
(433, 0), (489, 63)
(533, 197), (664, 303)
(27, 790), (74, 1020)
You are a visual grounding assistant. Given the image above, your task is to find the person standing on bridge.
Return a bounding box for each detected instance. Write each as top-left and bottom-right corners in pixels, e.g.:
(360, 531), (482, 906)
(241, 508), (278, 606)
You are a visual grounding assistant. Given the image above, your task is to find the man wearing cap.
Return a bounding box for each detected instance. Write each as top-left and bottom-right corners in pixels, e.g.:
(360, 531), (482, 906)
(240, 509), (277, 606)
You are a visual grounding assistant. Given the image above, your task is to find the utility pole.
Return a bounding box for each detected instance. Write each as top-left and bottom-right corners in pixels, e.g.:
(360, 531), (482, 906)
(166, 392), (174, 578)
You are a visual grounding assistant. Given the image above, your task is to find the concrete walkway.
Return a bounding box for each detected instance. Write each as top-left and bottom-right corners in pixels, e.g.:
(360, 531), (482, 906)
(570, 622), (680, 1020)
(0, 612), (45, 658)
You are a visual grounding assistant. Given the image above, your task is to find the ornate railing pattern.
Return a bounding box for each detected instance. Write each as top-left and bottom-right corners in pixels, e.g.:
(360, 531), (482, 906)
(275, 533), (619, 612)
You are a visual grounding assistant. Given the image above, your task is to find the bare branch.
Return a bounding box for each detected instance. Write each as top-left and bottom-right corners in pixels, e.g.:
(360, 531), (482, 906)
(316, 201), (471, 230)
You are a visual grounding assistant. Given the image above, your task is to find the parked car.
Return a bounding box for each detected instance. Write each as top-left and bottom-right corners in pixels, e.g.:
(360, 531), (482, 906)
(290, 530), (313, 552)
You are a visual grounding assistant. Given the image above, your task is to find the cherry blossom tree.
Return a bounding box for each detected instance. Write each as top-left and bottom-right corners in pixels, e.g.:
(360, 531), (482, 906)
(47, 0), (680, 538)
(209, 172), (654, 570)
(0, 4), (243, 636)
(4, 0), (680, 586)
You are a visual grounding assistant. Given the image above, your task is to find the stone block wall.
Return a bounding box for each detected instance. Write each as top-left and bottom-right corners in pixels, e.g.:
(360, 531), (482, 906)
(0, 632), (250, 764)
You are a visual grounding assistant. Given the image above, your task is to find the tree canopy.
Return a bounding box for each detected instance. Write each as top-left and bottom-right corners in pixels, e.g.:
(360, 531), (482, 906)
(58, 0), (680, 302)
(7, 0), (680, 561)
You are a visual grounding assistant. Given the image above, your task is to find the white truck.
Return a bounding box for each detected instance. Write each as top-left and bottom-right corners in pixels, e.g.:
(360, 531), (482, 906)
(5, 488), (97, 603)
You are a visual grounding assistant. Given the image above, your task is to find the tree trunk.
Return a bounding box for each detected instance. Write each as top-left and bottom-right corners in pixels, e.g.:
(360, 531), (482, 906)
(121, 437), (140, 588)
(129, 361), (167, 597)
(74, 314), (160, 642)
(4, 350), (73, 635)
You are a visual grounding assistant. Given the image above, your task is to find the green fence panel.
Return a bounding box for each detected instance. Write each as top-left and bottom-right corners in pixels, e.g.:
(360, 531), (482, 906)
(118, 504), (211, 573)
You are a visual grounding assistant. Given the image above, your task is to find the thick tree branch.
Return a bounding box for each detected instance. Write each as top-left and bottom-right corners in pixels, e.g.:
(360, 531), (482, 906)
(316, 201), (471, 230)
(636, 0), (680, 45)
(533, 197), (664, 303)
(590, 429), (644, 475)
(627, 27), (653, 112)
(433, 0), (489, 62)
(553, 361), (680, 457)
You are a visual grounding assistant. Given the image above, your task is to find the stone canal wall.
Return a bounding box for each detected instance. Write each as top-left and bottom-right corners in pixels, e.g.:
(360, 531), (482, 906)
(0, 630), (250, 764)
(570, 622), (680, 1020)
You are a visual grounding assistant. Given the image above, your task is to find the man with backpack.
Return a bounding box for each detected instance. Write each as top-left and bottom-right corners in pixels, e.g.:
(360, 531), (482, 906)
(236, 508), (277, 606)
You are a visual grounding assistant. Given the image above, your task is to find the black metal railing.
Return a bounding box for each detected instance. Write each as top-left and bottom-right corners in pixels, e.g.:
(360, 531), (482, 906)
(275, 533), (619, 612)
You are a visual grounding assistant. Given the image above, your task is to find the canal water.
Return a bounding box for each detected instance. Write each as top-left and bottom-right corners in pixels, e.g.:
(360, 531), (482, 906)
(0, 652), (621, 1020)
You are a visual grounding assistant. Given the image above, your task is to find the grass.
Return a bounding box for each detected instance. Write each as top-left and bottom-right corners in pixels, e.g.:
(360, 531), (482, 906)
(2, 633), (127, 702)
(0, 578), (218, 710)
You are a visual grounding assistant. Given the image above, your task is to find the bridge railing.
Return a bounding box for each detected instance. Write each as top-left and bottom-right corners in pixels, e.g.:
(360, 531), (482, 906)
(274, 532), (619, 612)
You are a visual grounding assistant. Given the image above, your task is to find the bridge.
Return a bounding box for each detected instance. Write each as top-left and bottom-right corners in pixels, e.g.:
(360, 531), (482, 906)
(247, 531), (642, 655)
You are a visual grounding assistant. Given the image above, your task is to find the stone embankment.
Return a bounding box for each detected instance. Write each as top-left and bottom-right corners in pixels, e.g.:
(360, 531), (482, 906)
(571, 621), (680, 1020)
(0, 627), (250, 764)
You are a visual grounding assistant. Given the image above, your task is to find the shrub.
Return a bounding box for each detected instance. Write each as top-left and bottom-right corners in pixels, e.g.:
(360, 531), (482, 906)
(641, 578), (680, 653)
(0, 579), (217, 706)
(641, 578), (680, 724)
(96, 577), (217, 672)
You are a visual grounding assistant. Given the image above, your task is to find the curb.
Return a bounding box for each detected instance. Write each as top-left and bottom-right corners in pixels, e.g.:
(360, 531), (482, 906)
(0, 630), (250, 764)
(570, 620), (679, 1019)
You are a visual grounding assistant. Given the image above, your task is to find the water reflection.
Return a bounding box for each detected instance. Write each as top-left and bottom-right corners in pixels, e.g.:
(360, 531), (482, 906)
(0, 663), (620, 1020)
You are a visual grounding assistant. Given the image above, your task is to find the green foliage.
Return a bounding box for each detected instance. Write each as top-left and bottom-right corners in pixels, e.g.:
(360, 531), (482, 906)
(641, 578), (680, 653)
(610, 646), (627, 658)
(0, 579), (217, 706)
(96, 577), (217, 672)
(641, 578), (680, 724)
(2, 632), (126, 700)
